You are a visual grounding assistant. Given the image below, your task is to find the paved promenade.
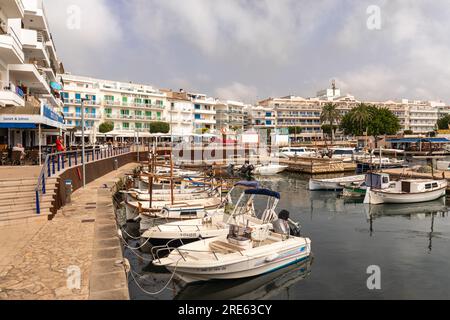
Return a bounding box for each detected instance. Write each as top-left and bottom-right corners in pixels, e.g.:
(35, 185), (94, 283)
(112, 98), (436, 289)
(0, 163), (138, 300)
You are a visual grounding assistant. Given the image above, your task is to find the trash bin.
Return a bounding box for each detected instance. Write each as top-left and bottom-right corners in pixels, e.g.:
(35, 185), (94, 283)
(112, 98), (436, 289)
(114, 159), (118, 170)
(65, 179), (73, 204)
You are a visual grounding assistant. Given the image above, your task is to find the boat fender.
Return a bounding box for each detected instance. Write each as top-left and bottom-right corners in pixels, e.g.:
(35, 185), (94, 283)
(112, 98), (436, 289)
(265, 253), (279, 262)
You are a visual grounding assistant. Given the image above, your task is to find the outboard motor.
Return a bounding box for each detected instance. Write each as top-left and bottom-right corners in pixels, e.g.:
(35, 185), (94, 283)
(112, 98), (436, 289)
(274, 210), (302, 236)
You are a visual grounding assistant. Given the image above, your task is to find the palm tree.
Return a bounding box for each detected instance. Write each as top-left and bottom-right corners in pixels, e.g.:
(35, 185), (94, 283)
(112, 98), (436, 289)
(320, 102), (340, 145)
(350, 103), (372, 135)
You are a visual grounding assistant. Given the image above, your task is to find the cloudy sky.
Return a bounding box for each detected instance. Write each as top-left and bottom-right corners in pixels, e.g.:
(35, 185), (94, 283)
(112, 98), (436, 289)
(45, 0), (450, 104)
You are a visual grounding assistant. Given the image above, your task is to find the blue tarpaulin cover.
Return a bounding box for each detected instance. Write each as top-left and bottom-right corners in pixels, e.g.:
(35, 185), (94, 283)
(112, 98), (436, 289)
(245, 188), (280, 199)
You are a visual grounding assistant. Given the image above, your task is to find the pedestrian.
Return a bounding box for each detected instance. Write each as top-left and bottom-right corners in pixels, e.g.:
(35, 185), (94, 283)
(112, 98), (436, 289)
(56, 136), (65, 152)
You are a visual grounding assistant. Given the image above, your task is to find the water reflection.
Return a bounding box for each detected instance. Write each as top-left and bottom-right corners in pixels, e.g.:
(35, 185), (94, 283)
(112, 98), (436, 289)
(363, 198), (449, 252)
(174, 257), (313, 300)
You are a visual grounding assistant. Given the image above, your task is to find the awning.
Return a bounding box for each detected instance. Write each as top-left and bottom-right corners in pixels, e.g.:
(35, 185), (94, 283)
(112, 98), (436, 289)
(0, 123), (36, 129)
(387, 138), (450, 144)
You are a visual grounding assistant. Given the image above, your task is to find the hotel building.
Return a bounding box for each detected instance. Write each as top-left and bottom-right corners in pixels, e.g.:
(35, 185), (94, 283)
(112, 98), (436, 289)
(215, 100), (245, 133)
(0, 0), (64, 148)
(251, 85), (450, 140)
(59, 73), (168, 142)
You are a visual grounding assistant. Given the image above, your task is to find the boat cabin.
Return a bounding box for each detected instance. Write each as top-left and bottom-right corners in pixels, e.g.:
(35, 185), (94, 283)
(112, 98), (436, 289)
(365, 172), (391, 189)
(400, 180), (440, 193)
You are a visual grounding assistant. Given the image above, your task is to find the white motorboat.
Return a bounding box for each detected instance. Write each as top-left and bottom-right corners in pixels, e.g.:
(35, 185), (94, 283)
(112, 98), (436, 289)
(253, 164), (288, 175)
(124, 196), (223, 221)
(141, 181), (260, 247)
(364, 178), (447, 205)
(308, 175), (366, 191)
(153, 189), (311, 284)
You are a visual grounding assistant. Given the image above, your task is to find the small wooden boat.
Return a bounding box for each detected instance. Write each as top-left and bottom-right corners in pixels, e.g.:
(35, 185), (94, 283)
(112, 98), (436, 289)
(309, 175), (365, 191)
(364, 178), (447, 205)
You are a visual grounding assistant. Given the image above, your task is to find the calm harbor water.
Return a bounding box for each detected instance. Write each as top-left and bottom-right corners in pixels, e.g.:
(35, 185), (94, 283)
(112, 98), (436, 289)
(124, 172), (450, 300)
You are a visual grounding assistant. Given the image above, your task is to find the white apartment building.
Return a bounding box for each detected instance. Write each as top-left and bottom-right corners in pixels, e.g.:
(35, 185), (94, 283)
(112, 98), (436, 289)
(188, 93), (217, 134)
(215, 100), (245, 133)
(0, 0), (64, 147)
(252, 84), (450, 140)
(162, 89), (194, 136)
(60, 73), (168, 143)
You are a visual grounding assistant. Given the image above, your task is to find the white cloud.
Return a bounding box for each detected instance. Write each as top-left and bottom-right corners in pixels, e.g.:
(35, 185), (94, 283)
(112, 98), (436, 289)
(215, 82), (258, 103)
(45, 0), (123, 74)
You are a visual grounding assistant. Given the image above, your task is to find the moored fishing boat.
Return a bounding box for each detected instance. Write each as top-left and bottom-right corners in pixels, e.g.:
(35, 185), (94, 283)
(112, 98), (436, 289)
(364, 178), (447, 205)
(309, 175), (365, 191)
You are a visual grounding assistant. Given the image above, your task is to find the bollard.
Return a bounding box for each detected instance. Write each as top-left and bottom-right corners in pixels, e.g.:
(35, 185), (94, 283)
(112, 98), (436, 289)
(64, 179), (73, 204)
(114, 158), (118, 170)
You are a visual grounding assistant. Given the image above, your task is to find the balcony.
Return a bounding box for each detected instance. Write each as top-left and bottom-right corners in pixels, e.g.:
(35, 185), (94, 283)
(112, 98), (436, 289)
(0, 82), (25, 107)
(193, 108), (215, 115)
(21, 29), (51, 67)
(0, 27), (24, 64)
(64, 98), (100, 106)
(0, 0), (24, 18)
(63, 113), (101, 120)
(8, 63), (51, 94)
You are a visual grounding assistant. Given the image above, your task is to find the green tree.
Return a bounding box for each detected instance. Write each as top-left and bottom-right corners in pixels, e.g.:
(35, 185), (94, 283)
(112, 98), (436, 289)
(320, 102), (340, 145)
(403, 129), (413, 135)
(340, 106), (400, 147)
(99, 122), (114, 133)
(149, 121), (170, 134)
(437, 115), (450, 130)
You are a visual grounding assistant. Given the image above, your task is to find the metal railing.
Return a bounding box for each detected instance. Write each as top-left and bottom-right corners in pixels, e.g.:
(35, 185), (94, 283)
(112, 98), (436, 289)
(34, 145), (133, 214)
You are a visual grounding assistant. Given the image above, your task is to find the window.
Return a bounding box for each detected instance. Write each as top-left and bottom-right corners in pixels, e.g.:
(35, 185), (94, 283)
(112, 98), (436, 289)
(432, 182), (438, 188)
(104, 95), (114, 101)
(105, 108), (112, 114)
(122, 96), (128, 103)
(135, 110), (142, 116)
(157, 112), (161, 119)
(122, 122), (129, 129)
(195, 114), (201, 120)
(145, 111), (152, 117)
(425, 184), (432, 190)
(75, 107), (81, 116)
(63, 107), (69, 113)
(75, 93), (81, 101)
(195, 104), (201, 110)
(135, 123), (142, 129)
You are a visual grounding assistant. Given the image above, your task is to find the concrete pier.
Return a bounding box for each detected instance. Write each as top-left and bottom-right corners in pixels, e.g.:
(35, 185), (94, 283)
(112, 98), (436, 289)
(0, 163), (138, 300)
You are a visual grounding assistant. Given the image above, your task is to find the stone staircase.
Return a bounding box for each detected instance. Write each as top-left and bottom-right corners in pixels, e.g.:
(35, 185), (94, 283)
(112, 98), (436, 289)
(0, 177), (59, 227)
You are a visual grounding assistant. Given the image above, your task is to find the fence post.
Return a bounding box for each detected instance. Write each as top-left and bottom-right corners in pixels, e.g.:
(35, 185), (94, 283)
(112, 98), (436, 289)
(42, 173), (46, 194)
(69, 153), (72, 167)
(52, 155), (55, 175)
(62, 154), (65, 170)
(35, 190), (40, 215)
(47, 158), (51, 177)
(57, 154), (60, 172)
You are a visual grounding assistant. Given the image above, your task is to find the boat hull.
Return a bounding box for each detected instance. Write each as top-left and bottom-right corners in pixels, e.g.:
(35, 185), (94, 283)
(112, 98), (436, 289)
(157, 237), (311, 283)
(364, 186), (446, 204)
(254, 165), (288, 176)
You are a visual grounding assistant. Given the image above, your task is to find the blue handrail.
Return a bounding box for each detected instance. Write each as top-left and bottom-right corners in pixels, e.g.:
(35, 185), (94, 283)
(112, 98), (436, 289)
(34, 145), (134, 214)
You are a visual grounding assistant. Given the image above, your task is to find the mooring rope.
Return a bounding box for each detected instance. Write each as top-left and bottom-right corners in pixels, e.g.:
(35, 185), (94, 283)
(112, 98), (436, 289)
(128, 258), (182, 295)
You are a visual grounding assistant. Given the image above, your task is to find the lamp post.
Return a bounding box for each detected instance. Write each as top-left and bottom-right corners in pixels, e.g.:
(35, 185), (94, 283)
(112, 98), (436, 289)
(81, 98), (88, 188)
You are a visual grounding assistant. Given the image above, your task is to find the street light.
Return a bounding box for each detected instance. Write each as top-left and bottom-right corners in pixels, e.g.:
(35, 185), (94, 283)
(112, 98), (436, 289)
(81, 98), (88, 188)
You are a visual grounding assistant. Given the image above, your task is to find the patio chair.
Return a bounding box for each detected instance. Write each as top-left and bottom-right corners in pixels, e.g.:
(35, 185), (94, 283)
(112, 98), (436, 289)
(29, 150), (40, 165)
(0, 152), (8, 166)
(11, 150), (24, 165)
